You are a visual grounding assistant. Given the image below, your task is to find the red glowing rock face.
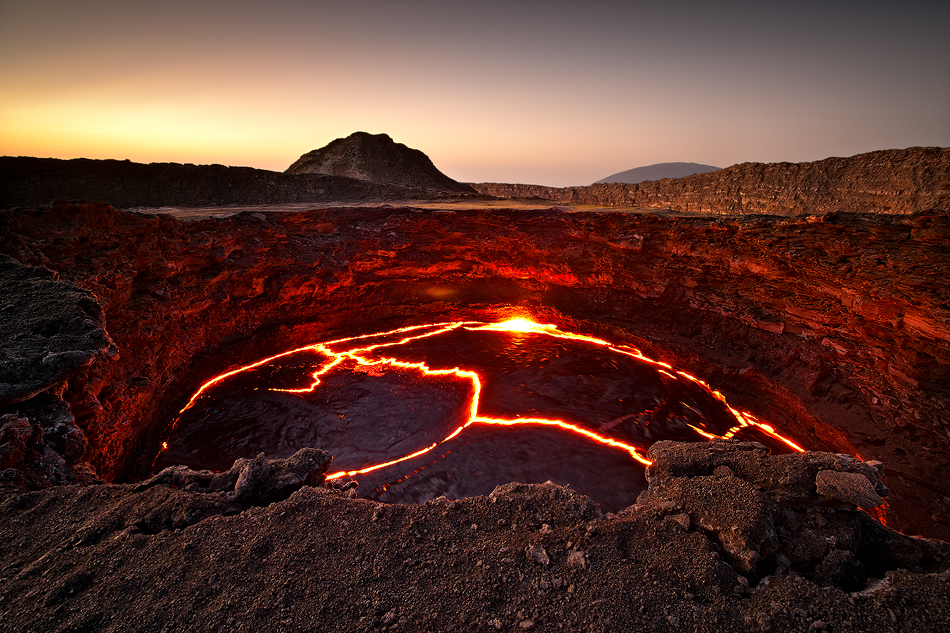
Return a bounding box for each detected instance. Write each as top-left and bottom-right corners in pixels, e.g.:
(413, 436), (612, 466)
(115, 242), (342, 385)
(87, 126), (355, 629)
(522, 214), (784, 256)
(156, 318), (804, 509)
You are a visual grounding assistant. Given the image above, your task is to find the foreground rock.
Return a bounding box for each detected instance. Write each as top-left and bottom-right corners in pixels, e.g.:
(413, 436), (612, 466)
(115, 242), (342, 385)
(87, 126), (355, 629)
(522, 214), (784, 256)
(475, 146), (950, 216)
(134, 448), (331, 506)
(0, 442), (947, 632)
(640, 441), (902, 580)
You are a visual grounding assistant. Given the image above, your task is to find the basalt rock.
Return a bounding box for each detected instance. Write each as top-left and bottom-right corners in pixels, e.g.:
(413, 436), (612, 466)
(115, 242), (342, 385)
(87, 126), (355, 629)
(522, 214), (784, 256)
(286, 131), (475, 193)
(0, 255), (116, 406)
(0, 392), (100, 489)
(815, 470), (885, 510)
(0, 256), (115, 489)
(1, 197), (950, 629)
(474, 146), (950, 216)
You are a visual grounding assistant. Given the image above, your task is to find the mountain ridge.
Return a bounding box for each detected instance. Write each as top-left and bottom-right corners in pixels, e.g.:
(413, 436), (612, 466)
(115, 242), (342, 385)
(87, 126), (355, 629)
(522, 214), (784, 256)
(0, 155), (481, 210)
(594, 161), (720, 185)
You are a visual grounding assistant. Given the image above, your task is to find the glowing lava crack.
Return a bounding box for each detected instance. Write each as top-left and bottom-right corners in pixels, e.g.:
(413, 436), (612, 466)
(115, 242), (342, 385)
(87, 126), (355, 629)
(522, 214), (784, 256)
(156, 318), (805, 506)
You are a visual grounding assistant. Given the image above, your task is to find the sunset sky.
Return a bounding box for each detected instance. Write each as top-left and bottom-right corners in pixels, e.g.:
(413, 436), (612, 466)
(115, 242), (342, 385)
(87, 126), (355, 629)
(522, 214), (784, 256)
(1, 1), (947, 186)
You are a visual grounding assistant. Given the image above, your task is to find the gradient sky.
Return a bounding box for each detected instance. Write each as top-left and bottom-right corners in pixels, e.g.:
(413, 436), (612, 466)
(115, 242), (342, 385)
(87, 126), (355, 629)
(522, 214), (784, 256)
(1, 0), (948, 186)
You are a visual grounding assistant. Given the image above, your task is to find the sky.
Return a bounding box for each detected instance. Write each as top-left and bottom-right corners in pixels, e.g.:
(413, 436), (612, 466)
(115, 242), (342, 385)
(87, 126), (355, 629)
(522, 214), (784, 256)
(1, 1), (948, 187)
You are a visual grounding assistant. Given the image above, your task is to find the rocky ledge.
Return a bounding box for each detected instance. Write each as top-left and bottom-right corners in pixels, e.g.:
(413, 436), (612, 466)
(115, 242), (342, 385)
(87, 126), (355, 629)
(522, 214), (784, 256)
(1, 441), (947, 632)
(473, 147), (950, 216)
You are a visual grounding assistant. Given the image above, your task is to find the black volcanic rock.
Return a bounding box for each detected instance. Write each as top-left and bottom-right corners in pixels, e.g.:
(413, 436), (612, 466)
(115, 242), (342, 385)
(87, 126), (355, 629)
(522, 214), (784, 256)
(0, 255), (115, 406)
(134, 447), (332, 506)
(594, 161), (720, 184)
(0, 256), (112, 490)
(286, 131), (475, 193)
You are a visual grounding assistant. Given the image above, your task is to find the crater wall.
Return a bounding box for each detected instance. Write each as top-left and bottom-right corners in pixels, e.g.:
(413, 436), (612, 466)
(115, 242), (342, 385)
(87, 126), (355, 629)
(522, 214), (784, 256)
(1, 202), (948, 539)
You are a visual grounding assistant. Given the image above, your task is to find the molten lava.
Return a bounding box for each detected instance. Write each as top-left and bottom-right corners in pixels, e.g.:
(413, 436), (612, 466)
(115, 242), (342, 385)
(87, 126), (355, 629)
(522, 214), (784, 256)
(157, 317), (806, 507)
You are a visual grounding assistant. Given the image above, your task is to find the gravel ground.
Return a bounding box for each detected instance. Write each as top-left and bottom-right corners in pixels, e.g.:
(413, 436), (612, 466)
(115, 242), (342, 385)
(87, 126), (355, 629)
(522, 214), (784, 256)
(1, 441), (948, 632)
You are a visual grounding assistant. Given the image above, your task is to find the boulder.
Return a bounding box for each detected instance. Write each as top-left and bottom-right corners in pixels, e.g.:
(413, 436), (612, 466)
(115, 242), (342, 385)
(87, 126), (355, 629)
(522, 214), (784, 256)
(134, 447), (333, 506)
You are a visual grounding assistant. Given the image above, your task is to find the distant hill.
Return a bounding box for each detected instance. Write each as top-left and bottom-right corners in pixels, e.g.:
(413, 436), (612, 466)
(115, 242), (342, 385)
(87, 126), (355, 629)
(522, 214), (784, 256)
(595, 162), (720, 185)
(286, 132), (474, 193)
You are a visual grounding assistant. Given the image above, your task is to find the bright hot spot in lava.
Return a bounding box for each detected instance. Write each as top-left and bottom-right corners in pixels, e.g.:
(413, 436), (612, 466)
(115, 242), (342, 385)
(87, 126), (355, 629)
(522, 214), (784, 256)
(154, 318), (805, 511)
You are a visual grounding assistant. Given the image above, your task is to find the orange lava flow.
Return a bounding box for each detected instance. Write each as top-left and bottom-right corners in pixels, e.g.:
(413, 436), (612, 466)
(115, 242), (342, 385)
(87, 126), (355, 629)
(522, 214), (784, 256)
(474, 416), (653, 466)
(165, 316), (805, 481)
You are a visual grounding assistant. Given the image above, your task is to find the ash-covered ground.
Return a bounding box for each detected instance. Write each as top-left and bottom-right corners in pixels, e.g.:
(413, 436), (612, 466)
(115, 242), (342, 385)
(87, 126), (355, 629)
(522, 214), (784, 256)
(1, 442), (948, 632)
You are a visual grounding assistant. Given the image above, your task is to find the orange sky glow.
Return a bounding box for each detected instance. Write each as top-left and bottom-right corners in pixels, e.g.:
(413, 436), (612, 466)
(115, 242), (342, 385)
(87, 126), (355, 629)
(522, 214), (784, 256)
(1, 1), (948, 186)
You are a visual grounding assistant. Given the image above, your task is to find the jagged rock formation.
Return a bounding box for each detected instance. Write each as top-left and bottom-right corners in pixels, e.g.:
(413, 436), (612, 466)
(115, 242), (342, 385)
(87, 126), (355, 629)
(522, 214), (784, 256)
(0, 257), (116, 489)
(0, 156), (482, 210)
(133, 447), (332, 507)
(474, 147), (950, 216)
(594, 161), (720, 184)
(0, 256), (116, 405)
(640, 442), (897, 579)
(0, 441), (947, 632)
(286, 132), (475, 193)
(1, 202), (949, 544)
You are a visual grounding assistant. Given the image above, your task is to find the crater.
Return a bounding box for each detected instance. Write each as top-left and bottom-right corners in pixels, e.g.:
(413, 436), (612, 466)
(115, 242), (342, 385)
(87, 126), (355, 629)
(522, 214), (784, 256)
(153, 317), (807, 511)
(2, 202), (949, 541)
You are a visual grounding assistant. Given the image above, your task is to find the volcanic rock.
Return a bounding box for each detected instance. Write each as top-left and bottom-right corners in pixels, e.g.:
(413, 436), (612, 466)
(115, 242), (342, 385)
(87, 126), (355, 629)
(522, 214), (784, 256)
(0, 391), (99, 486)
(0, 255), (115, 405)
(2, 201), (949, 542)
(815, 470), (885, 509)
(1, 193), (950, 629)
(2, 142), (949, 630)
(639, 441), (906, 577)
(134, 447), (331, 506)
(286, 131), (475, 193)
(0, 414), (33, 470)
(525, 544), (551, 565)
(0, 255), (114, 488)
(475, 146), (950, 215)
